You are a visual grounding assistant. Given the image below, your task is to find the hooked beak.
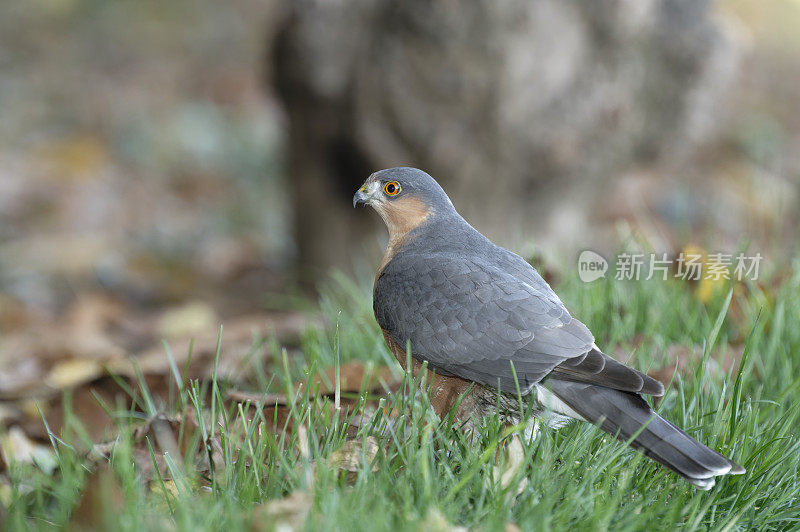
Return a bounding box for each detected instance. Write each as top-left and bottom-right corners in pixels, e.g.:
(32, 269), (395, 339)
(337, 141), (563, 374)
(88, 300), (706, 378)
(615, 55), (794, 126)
(353, 188), (369, 208)
(353, 179), (379, 208)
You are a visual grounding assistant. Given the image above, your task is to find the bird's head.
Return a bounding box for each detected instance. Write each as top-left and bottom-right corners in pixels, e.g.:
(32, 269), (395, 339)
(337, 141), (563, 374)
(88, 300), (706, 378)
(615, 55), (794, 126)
(353, 167), (454, 239)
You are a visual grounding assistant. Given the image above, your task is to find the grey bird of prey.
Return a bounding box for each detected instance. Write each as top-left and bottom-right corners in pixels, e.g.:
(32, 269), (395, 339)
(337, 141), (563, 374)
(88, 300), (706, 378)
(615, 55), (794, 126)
(353, 167), (745, 489)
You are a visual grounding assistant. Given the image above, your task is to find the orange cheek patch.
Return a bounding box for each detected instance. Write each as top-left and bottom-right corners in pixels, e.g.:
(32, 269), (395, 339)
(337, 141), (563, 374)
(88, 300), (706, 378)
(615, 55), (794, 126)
(373, 196), (432, 276)
(379, 196), (430, 236)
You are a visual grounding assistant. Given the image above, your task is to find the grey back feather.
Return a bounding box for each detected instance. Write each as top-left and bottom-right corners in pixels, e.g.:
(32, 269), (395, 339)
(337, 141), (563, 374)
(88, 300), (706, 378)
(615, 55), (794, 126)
(374, 217), (595, 393)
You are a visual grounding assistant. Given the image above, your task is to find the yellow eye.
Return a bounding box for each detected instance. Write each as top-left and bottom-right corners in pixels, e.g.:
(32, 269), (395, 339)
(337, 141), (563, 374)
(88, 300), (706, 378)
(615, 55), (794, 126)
(383, 181), (401, 196)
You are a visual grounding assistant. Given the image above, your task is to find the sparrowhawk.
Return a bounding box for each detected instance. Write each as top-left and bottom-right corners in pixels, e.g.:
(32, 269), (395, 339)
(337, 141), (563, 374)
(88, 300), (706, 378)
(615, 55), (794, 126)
(353, 167), (744, 489)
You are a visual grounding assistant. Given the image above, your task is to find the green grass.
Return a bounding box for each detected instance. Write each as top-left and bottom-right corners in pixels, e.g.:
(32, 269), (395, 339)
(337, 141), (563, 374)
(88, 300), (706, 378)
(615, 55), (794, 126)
(3, 261), (800, 531)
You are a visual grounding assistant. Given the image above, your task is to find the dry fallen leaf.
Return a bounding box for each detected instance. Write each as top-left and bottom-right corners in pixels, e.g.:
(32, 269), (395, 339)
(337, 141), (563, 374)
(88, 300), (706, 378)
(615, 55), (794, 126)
(124, 312), (316, 382)
(229, 362), (398, 408)
(250, 491), (312, 532)
(327, 436), (380, 475)
(311, 362), (398, 396)
(0, 426), (57, 475)
(0, 300), (316, 402)
(157, 301), (218, 339)
(127, 412), (224, 482)
(0, 294), (127, 399)
(45, 359), (103, 389)
(149, 478), (182, 499)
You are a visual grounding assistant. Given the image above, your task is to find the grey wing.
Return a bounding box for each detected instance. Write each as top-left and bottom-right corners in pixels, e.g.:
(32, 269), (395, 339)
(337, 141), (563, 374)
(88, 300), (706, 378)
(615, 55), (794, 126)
(480, 245), (665, 396)
(490, 246), (565, 305)
(374, 252), (595, 394)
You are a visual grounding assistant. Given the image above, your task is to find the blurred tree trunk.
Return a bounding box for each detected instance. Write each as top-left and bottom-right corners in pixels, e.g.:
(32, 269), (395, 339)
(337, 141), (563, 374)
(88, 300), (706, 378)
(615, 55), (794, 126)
(269, 0), (739, 283)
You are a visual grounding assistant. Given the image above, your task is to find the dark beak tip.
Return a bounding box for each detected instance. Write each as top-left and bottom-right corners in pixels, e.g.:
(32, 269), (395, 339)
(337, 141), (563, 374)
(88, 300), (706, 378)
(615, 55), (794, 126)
(353, 191), (368, 208)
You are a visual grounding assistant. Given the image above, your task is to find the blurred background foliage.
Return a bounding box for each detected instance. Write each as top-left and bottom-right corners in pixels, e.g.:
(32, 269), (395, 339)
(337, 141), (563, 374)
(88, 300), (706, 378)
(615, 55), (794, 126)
(1, 0), (288, 315)
(0, 0), (797, 313)
(0, 0), (798, 452)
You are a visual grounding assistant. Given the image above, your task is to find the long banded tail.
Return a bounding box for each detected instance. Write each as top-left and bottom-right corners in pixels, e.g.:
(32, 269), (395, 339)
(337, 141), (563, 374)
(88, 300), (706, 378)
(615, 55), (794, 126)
(546, 378), (745, 489)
